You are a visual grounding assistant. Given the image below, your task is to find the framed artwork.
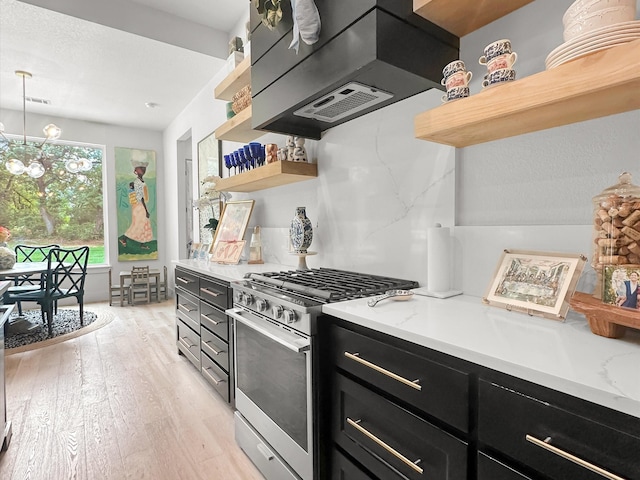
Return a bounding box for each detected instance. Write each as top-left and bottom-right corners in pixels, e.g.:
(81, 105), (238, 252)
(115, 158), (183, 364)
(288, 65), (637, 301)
(483, 249), (586, 320)
(602, 265), (640, 311)
(115, 147), (158, 261)
(199, 243), (211, 260)
(210, 200), (255, 254)
(211, 240), (246, 264)
(191, 243), (201, 259)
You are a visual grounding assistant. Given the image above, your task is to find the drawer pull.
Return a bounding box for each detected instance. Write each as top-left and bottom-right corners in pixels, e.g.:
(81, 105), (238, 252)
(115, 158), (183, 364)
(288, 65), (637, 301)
(202, 367), (226, 385)
(176, 277), (193, 284)
(201, 287), (221, 297)
(344, 351), (422, 391)
(257, 443), (275, 461)
(347, 418), (423, 474)
(203, 341), (225, 356)
(178, 304), (196, 313)
(179, 336), (196, 348)
(525, 435), (627, 480)
(201, 313), (225, 325)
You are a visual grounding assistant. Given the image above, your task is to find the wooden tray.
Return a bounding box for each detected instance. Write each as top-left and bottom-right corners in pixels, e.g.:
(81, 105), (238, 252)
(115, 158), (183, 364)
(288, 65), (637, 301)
(570, 291), (640, 338)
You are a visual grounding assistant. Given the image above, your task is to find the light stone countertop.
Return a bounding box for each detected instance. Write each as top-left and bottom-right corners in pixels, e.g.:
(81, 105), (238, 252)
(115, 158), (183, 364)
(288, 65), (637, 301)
(322, 293), (640, 419)
(172, 260), (640, 418)
(173, 259), (290, 283)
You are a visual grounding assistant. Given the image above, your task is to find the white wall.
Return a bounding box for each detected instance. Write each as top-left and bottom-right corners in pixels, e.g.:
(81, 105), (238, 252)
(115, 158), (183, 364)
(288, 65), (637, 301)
(0, 107), (164, 302)
(162, 0), (640, 299)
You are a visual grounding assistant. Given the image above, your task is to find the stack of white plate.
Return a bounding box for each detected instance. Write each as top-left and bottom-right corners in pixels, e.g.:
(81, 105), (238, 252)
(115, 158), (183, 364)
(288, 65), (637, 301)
(545, 19), (640, 69)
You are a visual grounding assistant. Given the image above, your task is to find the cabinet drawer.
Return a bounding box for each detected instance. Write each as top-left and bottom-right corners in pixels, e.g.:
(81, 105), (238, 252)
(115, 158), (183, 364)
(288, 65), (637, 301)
(200, 300), (229, 341)
(332, 448), (377, 480)
(334, 374), (467, 480)
(332, 324), (469, 432)
(175, 268), (199, 296)
(176, 291), (199, 332)
(201, 328), (229, 372)
(478, 379), (640, 480)
(199, 277), (229, 310)
(177, 319), (200, 370)
(201, 353), (229, 403)
(478, 452), (533, 480)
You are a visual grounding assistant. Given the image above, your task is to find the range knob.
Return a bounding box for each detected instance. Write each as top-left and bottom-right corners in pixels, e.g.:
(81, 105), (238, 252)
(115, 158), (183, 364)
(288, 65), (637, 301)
(234, 291), (244, 304)
(243, 293), (254, 306)
(272, 305), (283, 319)
(256, 298), (269, 313)
(283, 309), (297, 324)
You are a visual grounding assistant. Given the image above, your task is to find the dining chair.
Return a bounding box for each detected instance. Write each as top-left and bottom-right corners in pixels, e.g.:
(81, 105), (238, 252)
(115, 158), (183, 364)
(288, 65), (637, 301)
(4, 246), (89, 335)
(108, 267), (128, 306)
(129, 266), (151, 304)
(11, 244), (60, 314)
(151, 265), (168, 301)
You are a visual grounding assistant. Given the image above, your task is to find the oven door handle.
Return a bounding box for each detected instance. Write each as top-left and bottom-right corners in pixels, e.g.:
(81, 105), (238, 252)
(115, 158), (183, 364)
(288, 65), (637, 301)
(226, 308), (311, 353)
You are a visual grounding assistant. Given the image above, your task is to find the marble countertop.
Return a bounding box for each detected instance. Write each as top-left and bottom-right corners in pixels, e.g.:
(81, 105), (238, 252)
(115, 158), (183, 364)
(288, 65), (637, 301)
(323, 293), (640, 419)
(173, 259), (290, 283)
(173, 261), (640, 418)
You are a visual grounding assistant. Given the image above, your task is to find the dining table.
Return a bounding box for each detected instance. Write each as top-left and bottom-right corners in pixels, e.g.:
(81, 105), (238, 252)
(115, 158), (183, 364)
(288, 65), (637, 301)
(119, 269), (161, 305)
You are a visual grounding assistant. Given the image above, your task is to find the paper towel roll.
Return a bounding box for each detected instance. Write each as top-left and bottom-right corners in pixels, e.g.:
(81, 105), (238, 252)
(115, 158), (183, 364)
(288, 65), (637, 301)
(427, 225), (451, 293)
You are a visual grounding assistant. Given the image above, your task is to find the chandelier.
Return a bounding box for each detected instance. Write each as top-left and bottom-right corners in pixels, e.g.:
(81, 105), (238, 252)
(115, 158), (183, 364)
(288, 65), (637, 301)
(0, 70), (92, 179)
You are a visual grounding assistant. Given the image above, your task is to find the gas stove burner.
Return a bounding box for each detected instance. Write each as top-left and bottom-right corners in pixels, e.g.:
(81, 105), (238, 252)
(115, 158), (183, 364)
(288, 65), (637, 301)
(245, 268), (419, 303)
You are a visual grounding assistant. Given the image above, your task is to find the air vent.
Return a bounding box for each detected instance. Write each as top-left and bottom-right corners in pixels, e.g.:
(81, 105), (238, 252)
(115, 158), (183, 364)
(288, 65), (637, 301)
(293, 82), (393, 123)
(25, 97), (51, 105)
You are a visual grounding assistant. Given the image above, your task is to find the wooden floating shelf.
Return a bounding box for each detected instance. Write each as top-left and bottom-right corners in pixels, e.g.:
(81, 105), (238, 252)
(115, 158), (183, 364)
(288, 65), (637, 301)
(214, 106), (264, 143)
(213, 55), (251, 101)
(413, 0), (534, 37)
(415, 39), (640, 147)
(215, 161), (318, 192)
(570, 291), (640, 339)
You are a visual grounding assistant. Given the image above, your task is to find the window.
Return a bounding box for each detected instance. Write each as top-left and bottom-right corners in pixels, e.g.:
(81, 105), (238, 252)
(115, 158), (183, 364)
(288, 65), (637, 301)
(0, 139), (105, 264)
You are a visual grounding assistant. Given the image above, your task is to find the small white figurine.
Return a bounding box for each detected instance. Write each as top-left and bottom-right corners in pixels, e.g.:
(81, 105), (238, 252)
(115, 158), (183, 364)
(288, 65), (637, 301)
(286, 135), (295, 161)
(292, 137), (307, 162)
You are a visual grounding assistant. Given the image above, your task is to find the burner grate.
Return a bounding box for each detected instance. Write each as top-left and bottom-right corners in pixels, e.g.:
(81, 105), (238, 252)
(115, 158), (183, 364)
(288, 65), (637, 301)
(247, 268), (418, 302)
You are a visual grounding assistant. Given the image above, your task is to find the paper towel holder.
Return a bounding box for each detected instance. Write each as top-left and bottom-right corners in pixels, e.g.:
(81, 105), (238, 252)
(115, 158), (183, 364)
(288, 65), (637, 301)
(417, 223), (463, 299)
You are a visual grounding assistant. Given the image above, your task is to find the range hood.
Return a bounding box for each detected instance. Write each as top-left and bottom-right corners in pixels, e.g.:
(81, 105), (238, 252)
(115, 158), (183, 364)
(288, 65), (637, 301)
(249, 0), (459, 140)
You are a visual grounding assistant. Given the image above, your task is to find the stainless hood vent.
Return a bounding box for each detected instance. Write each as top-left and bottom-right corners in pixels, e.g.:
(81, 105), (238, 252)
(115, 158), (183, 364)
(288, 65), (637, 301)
(293, 82), (393, 122)
(249, 0), (459, 139)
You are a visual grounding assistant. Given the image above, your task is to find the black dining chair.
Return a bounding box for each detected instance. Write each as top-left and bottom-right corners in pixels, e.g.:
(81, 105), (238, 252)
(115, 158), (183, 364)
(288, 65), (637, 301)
(10, 244), (60, 314)
(5, 246), (89, 335)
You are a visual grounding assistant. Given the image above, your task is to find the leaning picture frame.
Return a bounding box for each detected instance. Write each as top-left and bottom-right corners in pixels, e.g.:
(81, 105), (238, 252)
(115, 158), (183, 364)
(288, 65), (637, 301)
(483, 249), (587, 321)
(602, 264), (640, 311)
(209, 200), (255, 254)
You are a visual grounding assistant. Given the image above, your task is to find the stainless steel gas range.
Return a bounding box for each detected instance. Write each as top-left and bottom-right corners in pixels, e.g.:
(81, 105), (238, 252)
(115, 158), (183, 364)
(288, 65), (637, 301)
(226, 268), (419, 480)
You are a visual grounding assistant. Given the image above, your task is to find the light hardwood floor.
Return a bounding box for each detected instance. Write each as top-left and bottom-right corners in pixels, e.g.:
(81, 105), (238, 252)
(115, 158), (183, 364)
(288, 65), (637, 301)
(0, 300), (265, 480)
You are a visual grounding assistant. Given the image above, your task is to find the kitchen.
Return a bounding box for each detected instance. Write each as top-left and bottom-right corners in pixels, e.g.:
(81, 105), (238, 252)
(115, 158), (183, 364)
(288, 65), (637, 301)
(2, 0), (640, 479)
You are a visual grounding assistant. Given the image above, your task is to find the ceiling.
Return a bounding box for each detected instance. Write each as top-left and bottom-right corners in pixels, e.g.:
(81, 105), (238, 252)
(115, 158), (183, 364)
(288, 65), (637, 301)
(0, 0), (249, 132)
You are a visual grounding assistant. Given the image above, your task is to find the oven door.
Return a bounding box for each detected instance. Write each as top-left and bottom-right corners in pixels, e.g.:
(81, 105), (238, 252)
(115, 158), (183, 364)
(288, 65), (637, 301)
(227, 307), (313, 480)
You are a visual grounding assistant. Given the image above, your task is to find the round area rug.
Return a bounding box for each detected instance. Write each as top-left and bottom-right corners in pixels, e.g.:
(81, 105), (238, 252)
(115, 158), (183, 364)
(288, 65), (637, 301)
(5, 308), (111, 352)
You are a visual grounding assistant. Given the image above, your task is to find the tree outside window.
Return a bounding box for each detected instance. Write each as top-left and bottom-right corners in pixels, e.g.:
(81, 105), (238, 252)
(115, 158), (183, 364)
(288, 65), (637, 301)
(0, 140), (105, 264)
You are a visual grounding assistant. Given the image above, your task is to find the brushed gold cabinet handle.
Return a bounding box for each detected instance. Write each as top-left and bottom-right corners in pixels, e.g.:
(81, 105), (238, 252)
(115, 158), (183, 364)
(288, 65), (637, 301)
(176, 277), (192, 284)
(344, 351), (422, 391)
(525, 435), (627, 480)
(178, 304), (195, 313)
(347, 418), (423, 474)
(201, 287), (221, 297)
